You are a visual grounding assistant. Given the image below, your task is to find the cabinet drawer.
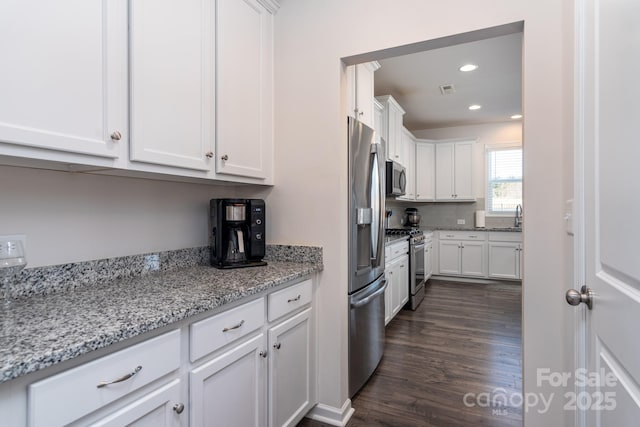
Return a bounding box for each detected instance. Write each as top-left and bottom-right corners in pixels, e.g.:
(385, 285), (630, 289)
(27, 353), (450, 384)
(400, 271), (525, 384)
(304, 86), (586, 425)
(439, 231), (487, 241)
(268, 279), (312, 322)
(191, 298), (265, 362)
(28, 330), (180, 427)
(488, 232), (522, 242)
(389, 240), (409, 260)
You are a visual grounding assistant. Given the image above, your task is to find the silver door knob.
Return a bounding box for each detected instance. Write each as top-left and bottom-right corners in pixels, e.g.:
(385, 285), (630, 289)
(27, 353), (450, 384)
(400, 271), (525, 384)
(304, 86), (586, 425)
(259, 350), (267, 358)
(110, 131), (122, 141)
(565, 285), (593, 310)
(205, 152), (213, 158)
(173, 403), (185, 414)
(221, 154), (229, 161)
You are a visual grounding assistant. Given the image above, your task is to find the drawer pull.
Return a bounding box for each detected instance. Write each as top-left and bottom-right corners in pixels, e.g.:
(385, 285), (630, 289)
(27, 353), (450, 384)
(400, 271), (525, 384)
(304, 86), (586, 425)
(287, 294), (301, 303)
(446, 234), (455, 237)
(96, 366), (142, 388)
(222, 320), (245, 332)
(173, 403), (185, 414)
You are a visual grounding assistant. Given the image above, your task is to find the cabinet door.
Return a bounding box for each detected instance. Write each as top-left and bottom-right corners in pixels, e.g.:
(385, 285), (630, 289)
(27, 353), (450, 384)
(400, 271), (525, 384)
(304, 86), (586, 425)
(384, 268), (393, 325)
(269, 308), (313, 427)
(460, 241), (487, 277)
(396, 255), (410, 308)
(354, 63), (377, 128)
(0, 0), (127, 159)
(399, 131), (415, 200)
(438, 241), (461, 275)
(216, 0), (273, 179)
(518, 244), (524, 279)
(424, 243), (433, 281)
(435, 143), (455, 200)
(190, 334), (266, 427)
(416, 143), (435, 201)
(90, 380), (182, 427)
(453, 141), (474, 199)
(129, 0), (213, 171)
(488, 242), (520, 280)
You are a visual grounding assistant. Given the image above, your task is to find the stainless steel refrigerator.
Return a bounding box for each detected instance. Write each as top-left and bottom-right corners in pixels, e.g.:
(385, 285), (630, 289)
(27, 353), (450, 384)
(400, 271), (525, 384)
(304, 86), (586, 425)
(348, 117), (387, 397)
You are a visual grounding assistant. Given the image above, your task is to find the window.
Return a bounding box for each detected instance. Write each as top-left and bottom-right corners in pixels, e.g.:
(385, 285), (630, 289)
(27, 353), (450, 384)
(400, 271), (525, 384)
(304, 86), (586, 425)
(486, 146), (522, 215)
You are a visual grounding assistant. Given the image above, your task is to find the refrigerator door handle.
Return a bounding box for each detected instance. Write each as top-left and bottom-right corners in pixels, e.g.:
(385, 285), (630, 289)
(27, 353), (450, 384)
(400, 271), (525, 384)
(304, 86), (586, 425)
(350, 279), (387, 309)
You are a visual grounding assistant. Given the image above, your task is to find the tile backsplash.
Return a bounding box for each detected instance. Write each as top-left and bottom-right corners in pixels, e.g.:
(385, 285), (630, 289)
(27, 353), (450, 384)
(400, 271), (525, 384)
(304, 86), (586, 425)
(385, 198), (516, 229)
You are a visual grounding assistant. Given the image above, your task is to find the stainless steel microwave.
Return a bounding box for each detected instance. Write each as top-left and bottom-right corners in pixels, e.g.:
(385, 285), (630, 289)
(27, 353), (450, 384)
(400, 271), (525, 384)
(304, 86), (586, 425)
(385, 160), (406, 196)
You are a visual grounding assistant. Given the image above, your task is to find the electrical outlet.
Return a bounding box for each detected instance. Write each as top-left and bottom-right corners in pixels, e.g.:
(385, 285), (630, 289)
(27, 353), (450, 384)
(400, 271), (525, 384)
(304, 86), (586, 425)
(457, 219), (466, 225)
(144, 254), (160, 271)
(0, 234), (27, 252)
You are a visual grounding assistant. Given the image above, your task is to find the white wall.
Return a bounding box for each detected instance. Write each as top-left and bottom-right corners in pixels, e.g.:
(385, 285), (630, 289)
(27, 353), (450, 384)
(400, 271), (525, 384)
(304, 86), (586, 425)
(0, 165), (270, 267)
(414, 121), (522, 200)
(272, 1), (573, 425)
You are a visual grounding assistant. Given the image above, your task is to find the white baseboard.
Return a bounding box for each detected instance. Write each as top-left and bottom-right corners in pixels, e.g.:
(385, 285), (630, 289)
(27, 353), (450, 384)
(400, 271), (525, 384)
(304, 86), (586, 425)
(305, 400), (355, 426)
(430, 275), (522, 285)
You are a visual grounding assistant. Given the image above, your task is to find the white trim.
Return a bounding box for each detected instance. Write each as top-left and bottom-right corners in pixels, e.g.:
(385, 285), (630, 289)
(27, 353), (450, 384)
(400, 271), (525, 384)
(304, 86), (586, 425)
(255, 0), (280, 14)
(304, 400), (355, 427)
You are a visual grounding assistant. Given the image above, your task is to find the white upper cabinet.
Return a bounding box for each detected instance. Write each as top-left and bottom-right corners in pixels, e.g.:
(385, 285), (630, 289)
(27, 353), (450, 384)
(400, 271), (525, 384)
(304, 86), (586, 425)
(129, 0), (214, 171)
(415, 141), (435, 201)
(0, 0), (127, 161)
(346, 62), (380, 129)
(435, 140), (475, 201)
(397, 127), (415, 201)
(215, 0), (275, 180)
(375, 95), (405, 164)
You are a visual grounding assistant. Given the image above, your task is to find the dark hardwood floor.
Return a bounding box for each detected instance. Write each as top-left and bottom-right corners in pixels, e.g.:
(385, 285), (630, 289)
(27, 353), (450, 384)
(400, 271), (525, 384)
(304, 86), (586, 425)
(299, 279), (522, 427)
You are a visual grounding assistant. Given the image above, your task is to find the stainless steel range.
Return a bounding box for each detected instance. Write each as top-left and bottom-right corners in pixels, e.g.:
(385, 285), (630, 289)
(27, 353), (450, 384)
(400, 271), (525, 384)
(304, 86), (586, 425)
(386, 228), (426, 310)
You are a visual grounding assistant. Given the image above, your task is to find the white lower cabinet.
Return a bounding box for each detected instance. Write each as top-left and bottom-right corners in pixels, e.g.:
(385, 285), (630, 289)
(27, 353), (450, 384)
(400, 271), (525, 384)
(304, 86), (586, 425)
(18, 278), (315, 427)
(268, 308), (313, 427)
(190, 334), (266, 427)
(488, 232), (523, 280)
(90, 380), (182, 427)
(384, 239), (409, 325)
(437, 231), (487, 278)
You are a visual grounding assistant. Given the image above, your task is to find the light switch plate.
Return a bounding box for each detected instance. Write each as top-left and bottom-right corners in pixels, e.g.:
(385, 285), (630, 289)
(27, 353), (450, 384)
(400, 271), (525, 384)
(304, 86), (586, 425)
(565, 199), (574, 236)
(457, 219), (466, 225)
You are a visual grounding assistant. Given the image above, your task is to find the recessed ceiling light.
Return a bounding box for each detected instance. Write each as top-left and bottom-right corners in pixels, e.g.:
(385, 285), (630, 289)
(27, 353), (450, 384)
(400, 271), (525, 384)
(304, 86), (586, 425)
(511, 114), (523, 119)
(468, 104), (482, 110)
(459, 64), (478, 72)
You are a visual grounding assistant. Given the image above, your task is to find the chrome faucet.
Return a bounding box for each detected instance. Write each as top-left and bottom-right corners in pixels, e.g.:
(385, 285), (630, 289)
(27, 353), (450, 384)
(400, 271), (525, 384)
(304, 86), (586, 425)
(514, 204), (523, 228)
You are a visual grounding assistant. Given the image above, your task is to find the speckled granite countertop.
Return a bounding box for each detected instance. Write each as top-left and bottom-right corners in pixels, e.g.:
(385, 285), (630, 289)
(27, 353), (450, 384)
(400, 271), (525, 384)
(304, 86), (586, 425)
(422, 226), (522, 233)
(0, 248), (322, 383)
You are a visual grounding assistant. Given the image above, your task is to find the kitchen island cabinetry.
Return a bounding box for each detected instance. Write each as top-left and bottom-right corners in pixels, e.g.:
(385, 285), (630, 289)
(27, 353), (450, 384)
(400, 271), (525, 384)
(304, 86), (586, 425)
(435, 140), (475, 201)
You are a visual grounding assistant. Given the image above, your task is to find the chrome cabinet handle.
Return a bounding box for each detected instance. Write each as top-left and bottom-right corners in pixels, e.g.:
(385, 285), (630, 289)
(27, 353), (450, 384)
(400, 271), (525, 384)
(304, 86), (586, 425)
(173, 403), (185, 414)
(222, 319), (245, 332)
(273, 342), (281, 349)
(205, 152), (213, 158)
(110, 131), (122, 141)
(97, 366), (142, 388)
(221, 154), (229, 161)
(259, 350), (268, 358)
(287, 294), (301, 303)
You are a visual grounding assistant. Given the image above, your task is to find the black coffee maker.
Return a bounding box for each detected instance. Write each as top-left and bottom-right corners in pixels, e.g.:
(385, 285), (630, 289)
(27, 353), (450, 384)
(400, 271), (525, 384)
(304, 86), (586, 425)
(210, 199), (267, 269)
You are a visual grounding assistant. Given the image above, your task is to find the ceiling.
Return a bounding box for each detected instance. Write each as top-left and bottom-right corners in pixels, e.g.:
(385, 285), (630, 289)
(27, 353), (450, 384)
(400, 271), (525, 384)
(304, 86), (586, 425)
(374, 32), (523, 131)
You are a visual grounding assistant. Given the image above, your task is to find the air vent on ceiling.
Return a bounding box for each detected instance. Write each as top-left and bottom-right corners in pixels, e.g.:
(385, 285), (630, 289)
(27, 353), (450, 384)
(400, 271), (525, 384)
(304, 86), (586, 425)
(439, 84), (456, 95)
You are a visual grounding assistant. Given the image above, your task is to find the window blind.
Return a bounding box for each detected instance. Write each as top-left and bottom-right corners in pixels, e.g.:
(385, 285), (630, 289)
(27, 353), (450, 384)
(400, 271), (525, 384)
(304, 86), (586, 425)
(487, 147), (522, 214)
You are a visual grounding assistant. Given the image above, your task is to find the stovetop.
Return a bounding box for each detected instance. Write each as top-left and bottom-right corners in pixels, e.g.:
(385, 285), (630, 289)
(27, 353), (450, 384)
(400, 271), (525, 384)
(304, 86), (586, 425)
(385, 228), (423, 236)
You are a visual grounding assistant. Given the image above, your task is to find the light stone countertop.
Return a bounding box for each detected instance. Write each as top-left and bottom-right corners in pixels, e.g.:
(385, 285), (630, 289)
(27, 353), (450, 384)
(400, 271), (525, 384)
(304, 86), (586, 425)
(0, 258), (322, 383)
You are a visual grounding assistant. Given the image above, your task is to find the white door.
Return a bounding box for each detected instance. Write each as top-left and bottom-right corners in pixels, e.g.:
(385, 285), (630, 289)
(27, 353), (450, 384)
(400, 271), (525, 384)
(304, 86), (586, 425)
(575, 0), (640, 424)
